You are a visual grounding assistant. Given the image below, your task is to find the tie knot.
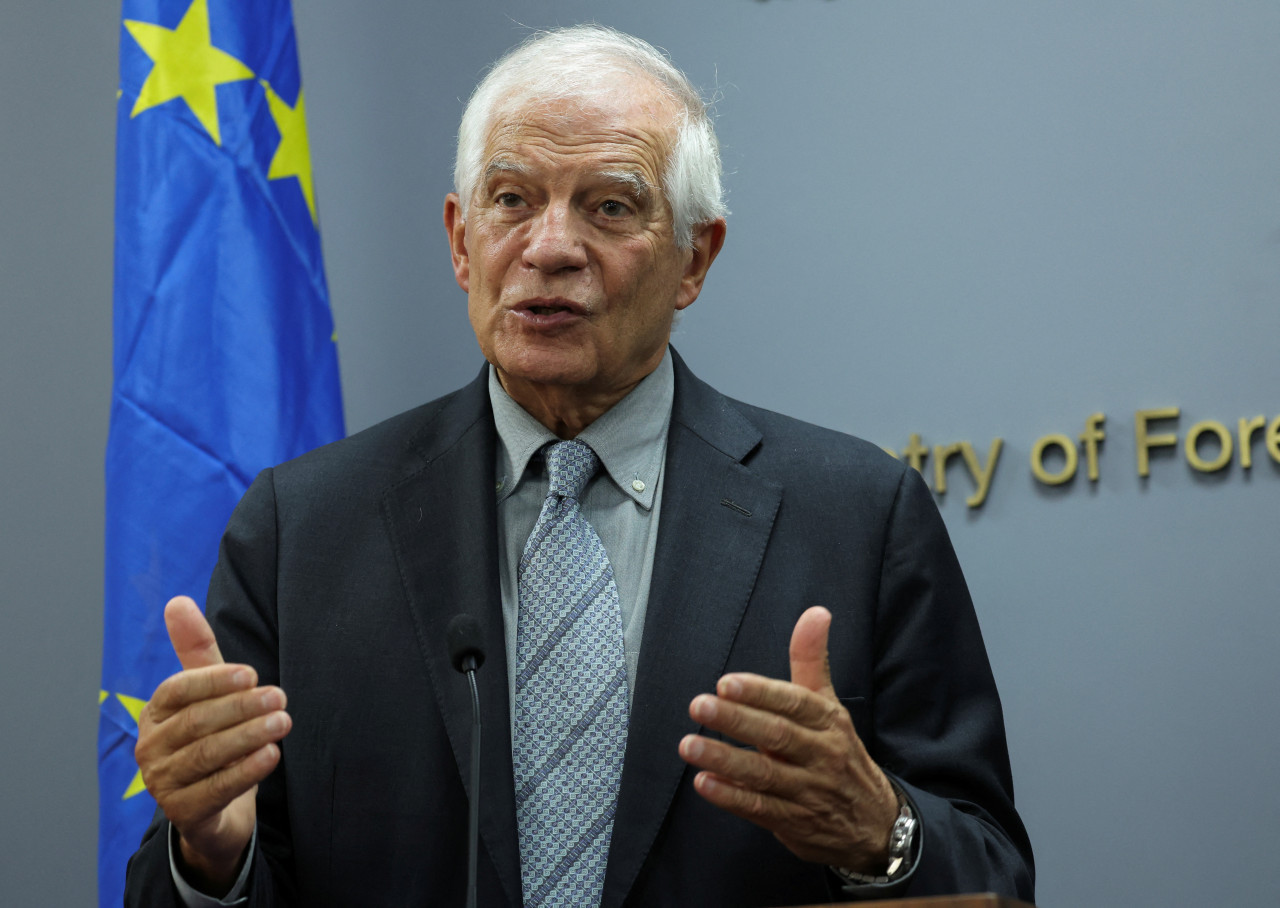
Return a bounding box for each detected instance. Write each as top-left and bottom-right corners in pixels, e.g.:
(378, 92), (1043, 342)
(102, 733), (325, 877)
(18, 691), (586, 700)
(544, 440), (599, 501)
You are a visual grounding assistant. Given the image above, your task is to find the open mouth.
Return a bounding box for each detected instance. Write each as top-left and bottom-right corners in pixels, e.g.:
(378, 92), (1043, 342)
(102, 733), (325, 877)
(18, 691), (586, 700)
(518, 298), (583, 319)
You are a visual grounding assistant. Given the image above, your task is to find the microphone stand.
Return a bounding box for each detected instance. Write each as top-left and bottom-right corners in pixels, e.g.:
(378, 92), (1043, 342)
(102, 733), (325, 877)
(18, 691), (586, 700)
(447, 613), (485, 908)
(462, 654), (481, 908)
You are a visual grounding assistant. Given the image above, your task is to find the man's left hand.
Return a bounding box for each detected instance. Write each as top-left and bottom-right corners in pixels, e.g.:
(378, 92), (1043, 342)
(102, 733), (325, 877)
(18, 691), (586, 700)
(678, 605), (900, 873)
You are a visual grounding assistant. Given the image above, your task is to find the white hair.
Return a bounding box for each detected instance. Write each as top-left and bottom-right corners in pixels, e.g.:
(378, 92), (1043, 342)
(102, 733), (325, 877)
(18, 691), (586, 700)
(453, 25), (727, 248)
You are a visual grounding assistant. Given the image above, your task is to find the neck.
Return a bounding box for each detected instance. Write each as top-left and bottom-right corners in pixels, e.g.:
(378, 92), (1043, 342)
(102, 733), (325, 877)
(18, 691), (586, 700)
(496, 373), (645, 439)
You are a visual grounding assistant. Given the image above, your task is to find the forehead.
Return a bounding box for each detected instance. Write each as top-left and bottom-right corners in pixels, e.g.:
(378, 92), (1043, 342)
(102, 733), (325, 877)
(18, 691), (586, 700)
(481, 79), (679, 185)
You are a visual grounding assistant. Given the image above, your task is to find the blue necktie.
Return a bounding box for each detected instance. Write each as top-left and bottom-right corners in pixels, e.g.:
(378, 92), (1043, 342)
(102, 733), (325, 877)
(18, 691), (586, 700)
(513, 440), (630, 908)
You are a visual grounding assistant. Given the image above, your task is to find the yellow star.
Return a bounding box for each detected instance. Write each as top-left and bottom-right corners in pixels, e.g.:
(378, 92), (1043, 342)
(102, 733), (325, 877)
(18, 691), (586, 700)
(115, 693), (149, 800)
(262, 80), (319, 224)
(124, 0), (254, 146)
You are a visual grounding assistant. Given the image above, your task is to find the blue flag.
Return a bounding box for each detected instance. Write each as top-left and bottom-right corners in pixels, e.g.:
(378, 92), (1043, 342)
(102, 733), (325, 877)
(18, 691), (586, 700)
(100, 1), (344, 904)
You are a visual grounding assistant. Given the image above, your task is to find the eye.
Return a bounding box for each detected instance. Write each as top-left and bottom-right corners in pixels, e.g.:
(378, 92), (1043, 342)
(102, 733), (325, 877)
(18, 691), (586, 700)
(495, 192), (524, 208)
(599, 199), (631, 218)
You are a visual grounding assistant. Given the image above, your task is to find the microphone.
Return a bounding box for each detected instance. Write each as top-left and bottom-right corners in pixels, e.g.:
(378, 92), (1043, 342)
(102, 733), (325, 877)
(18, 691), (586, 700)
(446, 614), (485, 908)
(447, 613), (486, 674)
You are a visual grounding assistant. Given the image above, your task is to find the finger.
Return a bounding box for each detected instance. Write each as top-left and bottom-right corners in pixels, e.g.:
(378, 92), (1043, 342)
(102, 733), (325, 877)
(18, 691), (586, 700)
(145, 664), (259, 723)
(713, 673), (840, 730)
(689, 693), (825, 759)
(679, 734), (810, 800)
(150, 684), (286, 751)
(689, 769), (801, 832)
(162, 743), (281, 830)
(690, 769), (867, 867)
(165, 596), (224, 670)
(159, 709), (291, 791)
(789, 606), (834, 695)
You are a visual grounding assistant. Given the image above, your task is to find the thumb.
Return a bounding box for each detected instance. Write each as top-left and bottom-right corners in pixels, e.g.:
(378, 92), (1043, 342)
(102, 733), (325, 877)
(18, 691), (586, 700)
(164, 595), (225, 670)
(789, 605), (835, 695)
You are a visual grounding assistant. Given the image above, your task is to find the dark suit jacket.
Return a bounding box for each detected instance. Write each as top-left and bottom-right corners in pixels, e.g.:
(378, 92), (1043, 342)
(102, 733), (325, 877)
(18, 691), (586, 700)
(127, 351), (1033, 906)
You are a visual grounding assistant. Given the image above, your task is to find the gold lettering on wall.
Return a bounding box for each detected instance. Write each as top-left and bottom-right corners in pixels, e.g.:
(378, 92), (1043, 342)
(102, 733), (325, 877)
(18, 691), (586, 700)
(884, 434), (1004, 508)
(880, 405), (1277, 510)
(1031, 434), (1077, 485)
(1267, 415), (1280, 465)
(1238, 415), (1266, 468)
(933, 442), (964, 495)
(1135, 407), (1180, 477)
(960, 439), (1003, 507)
(1080, 413), (1105, 481)
(1185, 420), (1233, 472)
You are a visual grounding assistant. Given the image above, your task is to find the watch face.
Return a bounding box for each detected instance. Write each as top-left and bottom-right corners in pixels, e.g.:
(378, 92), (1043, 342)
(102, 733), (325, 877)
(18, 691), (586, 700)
(888, 811), (916, 857)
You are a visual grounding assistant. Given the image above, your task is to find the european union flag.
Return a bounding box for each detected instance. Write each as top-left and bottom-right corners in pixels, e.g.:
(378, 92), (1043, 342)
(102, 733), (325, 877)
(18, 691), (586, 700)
(100, 1), (344, 904)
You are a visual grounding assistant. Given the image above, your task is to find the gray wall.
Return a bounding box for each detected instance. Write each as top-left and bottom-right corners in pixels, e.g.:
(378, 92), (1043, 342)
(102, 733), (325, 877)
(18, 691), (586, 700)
(0, 0), (117, 903)
(4, 1), (1277, 904)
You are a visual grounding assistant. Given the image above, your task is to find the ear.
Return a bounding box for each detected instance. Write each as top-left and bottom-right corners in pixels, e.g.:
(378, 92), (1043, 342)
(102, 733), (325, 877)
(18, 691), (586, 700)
(675, 218), (727, 311)
(443, 193), (469, 292)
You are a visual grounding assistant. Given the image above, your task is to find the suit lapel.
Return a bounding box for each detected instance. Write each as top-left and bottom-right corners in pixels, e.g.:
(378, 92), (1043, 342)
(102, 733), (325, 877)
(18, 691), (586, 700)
(603, 353), (782, 908)
(377, 356), (781, 908)
(379, 371), (523, 907)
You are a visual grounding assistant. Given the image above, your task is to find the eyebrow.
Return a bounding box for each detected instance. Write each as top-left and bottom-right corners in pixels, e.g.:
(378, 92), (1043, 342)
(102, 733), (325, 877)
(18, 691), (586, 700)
(597, 170), (655, 206)
(483, 157), (533, 186)
(482, 158), (655, 206)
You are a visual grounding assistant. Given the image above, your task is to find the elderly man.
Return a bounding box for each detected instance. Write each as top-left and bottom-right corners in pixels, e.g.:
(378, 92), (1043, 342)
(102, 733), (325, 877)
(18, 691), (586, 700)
(127, 25), (1033, 907)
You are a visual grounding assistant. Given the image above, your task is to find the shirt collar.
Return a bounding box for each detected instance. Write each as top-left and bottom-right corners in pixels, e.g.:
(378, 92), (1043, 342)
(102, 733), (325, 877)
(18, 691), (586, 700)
(489, 348), (674, 510)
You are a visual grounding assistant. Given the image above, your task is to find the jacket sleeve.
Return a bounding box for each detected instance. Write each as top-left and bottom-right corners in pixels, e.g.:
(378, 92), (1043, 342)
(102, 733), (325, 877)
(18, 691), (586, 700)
(855, 466), (1035, 901)
(124, 469), (296, 908)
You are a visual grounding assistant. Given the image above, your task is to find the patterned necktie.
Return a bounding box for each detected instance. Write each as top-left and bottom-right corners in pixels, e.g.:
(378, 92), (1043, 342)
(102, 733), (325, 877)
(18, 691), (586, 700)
(513, 439), (630, 908)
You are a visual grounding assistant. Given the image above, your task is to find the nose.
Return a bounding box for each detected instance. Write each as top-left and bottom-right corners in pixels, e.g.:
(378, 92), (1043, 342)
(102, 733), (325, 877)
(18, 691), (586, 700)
(521, 204), (588, 273)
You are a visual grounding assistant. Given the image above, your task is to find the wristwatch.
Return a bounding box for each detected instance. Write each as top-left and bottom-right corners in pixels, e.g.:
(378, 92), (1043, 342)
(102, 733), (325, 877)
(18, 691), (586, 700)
(833, 791), (917, 885)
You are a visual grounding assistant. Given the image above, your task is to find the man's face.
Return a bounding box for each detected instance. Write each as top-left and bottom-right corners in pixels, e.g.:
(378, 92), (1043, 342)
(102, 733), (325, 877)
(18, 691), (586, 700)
(445, 78), (722, 417)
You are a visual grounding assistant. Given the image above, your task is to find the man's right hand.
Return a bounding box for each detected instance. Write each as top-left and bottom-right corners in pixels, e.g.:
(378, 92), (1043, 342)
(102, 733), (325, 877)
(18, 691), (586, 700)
(135, 596), (292, 894)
